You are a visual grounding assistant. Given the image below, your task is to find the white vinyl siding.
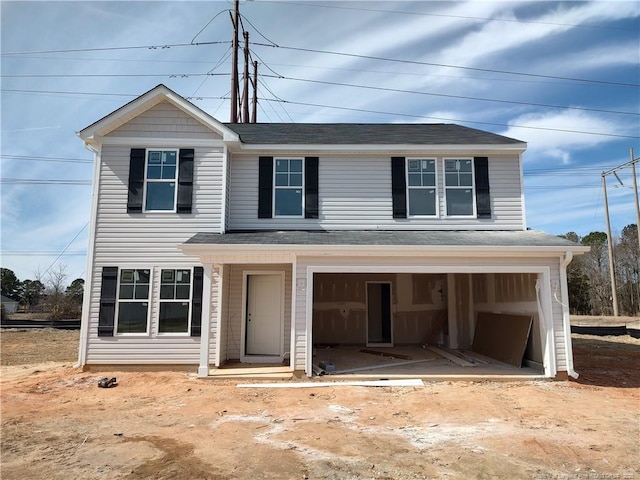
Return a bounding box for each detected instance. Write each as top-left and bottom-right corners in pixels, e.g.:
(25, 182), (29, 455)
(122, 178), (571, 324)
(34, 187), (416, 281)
(84, 143), (224, 364)
(106, 101), (222, 140)
(228, 154), (524, 231)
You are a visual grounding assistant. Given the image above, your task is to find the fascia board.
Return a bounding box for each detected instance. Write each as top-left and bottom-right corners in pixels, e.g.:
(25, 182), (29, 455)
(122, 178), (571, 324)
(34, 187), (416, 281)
(227, 143), (527, 155)
(180, 243), (590, 258)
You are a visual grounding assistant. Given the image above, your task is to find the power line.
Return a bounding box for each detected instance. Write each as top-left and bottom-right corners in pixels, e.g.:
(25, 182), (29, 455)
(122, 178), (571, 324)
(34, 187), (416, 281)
(1, 89), (137, 97)
(1, 154), (92, 164)
(2, 251), (87, 256)
(42, 223), (89, 278)
(263, 74), (639, 117)
(0, 179), (91, 185)
(0, 40), (230, 56)
(260, 1), (626, 31)
(265, 62), (622, 89)
(1, 73), (229, 78)
(4, 86), (638, 139)
(191, 9), (231, 44)
(252, 42), (640, 88)
(252, 98), (639, 139)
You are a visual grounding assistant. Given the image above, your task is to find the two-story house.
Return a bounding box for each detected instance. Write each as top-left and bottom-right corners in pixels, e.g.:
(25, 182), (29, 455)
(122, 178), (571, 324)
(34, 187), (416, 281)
(77, 84), (588, 379)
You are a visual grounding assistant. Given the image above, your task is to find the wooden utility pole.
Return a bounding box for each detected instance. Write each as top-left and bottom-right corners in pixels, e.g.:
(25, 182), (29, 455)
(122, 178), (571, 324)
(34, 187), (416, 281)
(229, 0), (239, 123)
(251, 60), (258, 123)
(242, 31), (250, 123)
(601, 150), (640, 316)
(602, 173), (619, 316)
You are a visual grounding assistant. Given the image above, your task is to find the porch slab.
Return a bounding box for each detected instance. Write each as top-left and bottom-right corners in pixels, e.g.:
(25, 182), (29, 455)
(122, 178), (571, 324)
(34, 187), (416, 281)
(208, 365), (294, 379)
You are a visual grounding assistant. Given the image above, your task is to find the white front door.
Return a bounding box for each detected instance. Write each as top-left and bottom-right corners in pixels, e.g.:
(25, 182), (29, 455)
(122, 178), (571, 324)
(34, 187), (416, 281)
(246, 274), (283, 356)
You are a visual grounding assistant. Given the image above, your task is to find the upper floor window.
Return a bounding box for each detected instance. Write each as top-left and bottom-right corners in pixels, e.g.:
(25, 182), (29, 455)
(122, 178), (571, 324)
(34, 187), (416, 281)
(274, 158), (304, 217)
(444, 158), (475, 216)
(407, 158), (437, 216)
(158, 269), (192, 334)
(145, 149), (178, 211)
(116, 269), (150, 334)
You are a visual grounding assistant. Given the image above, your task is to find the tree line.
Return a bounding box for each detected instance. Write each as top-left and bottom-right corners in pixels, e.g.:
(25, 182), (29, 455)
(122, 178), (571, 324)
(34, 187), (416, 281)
(561, 223), (639, 316)
(1, 265), (83, 320)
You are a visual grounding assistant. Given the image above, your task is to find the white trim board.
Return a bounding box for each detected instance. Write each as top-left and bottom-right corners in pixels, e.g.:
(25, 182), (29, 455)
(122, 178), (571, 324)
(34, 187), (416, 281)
(240, 270), (286, 362)
(237, 379), (425, 388)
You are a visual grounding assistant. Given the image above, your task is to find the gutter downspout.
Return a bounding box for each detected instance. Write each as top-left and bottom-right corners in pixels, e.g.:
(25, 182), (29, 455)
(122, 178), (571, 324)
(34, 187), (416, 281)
(73, 138), (100, 369)
(559, 251), (579, 379)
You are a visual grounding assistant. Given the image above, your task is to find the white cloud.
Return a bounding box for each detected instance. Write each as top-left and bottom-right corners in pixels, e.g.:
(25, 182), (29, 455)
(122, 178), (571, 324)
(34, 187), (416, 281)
(501, 109), (633, 163)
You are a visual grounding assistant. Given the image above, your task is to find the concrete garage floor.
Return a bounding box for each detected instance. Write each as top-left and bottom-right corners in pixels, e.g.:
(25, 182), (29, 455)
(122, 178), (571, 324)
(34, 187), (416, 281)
(312, 345), (544, 379)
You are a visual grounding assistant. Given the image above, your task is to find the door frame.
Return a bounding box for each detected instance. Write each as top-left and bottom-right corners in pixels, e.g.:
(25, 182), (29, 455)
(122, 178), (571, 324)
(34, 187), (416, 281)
(240, 270), (286, 363)
(365, 280), (393, 347)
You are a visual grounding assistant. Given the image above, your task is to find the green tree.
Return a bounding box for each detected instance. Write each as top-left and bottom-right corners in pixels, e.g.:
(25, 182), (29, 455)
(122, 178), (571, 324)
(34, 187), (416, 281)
(65, 278), (84, 309)
(1, 268), (22, 301)
(21, 279), (45, 307)
(559, 232), (592, 314)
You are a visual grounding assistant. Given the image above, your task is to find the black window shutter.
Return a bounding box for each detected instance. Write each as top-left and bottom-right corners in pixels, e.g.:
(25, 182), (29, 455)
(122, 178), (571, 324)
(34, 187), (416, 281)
(305, 156), (319, 219)
(177, 149), (195, 213)
(98, 267), (118, 337)
(258, 156), (273, 218)
(127, 149), (145, 213)
(191, 267), (204, 337)
(391, 157), (407, 218)
(474, 156), (491, 218)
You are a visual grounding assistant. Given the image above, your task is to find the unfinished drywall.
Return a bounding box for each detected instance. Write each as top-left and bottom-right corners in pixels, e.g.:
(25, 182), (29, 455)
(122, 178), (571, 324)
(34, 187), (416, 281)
(312, 273), (446, 345)
(472, 312), (533, 367)
(471, 273), (542, 363)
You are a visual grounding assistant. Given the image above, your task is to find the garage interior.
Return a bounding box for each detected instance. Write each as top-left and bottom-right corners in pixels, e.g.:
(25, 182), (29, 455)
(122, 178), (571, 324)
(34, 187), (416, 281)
(311, 272), (545, 377)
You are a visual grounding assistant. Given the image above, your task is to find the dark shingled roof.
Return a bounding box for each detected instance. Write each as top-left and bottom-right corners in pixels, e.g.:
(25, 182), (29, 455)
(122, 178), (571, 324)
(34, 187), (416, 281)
(186, 230), (579, 248)
(224, 123), (524, 145)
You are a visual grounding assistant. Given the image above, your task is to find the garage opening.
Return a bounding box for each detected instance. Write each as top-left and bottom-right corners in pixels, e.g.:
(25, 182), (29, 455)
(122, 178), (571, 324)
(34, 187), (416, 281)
(311, 272), (545, 377)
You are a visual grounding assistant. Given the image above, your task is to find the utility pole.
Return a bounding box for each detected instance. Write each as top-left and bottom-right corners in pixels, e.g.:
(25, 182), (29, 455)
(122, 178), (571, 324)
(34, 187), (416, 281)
(251, 60), (258, 123)
(601, 151), (640, 316)
(229, 0), (239, 123)
(601, 173), (619, 316)
(242, 31), (250, 123)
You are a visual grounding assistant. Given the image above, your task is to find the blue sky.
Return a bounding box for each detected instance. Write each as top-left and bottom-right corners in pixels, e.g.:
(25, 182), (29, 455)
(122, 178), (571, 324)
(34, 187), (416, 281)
(1, 0), (639, 283)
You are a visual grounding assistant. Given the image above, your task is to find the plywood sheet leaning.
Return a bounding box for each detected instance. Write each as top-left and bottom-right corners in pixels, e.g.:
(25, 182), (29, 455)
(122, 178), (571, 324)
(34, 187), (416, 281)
(472, 312), (533, 367)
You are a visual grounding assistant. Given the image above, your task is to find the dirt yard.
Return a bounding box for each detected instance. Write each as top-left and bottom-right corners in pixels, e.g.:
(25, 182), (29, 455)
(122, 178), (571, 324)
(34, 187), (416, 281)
(1, 327), (639, 480)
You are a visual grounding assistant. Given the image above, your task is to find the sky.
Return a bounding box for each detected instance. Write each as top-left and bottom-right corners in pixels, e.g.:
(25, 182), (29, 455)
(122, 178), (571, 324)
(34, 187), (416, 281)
(1, 0), (639, 284)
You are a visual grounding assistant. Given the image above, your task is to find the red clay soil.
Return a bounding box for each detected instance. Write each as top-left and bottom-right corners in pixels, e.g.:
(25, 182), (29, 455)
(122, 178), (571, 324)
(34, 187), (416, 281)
(1, 329), (639, 480)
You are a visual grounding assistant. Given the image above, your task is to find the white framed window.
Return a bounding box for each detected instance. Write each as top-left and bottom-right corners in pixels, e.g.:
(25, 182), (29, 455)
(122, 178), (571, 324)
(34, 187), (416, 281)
(406, 158), (437, 217)
(443, 158), (476, 216)
(273, 158), (304, 217)
(158, 268), (192, 334)
(115, 269), (151, 334)
(144, 149), (178, 211)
